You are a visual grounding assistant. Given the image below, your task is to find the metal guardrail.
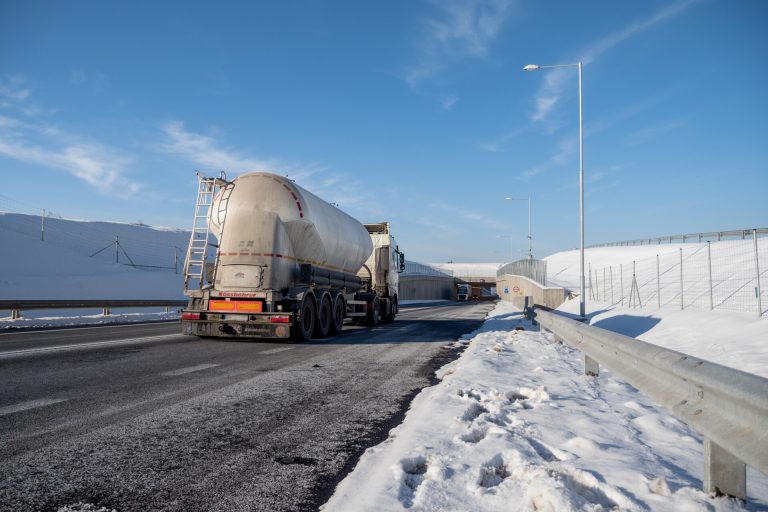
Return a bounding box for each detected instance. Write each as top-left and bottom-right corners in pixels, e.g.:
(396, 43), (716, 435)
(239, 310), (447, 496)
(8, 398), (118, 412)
(588, 228), (768, 248)
(0, 300), (187, 319)
(530, 306), (768, 501)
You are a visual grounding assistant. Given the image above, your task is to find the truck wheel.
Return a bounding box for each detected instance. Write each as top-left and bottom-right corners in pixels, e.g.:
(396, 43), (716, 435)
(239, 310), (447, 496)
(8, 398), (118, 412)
(314, 294), (332, 338)
(330, 295), (345, 335)
(382, 298), (395, 323)
(291, 295), (315, 342)
(368, 297), (380, 327)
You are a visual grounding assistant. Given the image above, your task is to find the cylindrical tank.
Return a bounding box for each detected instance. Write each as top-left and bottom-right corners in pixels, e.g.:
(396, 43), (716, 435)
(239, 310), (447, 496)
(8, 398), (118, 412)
(209, 172), (373, 292)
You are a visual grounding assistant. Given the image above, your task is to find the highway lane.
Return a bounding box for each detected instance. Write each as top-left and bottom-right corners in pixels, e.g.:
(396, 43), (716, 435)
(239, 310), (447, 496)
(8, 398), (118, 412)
(0, 301), (494, 512)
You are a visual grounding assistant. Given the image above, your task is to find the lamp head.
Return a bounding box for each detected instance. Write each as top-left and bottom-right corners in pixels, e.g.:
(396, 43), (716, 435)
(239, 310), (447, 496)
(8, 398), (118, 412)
(523, 64), (540, 72)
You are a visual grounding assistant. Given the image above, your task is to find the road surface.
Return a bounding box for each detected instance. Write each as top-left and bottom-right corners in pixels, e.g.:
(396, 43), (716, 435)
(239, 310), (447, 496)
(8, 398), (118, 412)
(0, 301), (493, 512)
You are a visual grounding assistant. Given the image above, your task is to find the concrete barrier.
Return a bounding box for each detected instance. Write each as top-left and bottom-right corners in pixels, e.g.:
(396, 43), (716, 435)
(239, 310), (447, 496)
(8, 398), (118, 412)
(496, 274), (565, 309)
(399, 275), (457, 301)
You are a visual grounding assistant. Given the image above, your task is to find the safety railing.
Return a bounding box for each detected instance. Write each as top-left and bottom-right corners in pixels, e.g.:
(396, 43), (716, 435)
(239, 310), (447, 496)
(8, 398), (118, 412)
(0, 300), (187, 319)
(589, 228), (768, 248)
(530, 306), (768, 502)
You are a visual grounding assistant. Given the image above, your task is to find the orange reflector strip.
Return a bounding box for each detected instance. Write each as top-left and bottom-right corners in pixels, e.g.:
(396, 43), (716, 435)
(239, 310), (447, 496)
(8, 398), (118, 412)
(208, 300), (263, 312)
(209, 300), (236, 311)
(235, 301), (263, 312)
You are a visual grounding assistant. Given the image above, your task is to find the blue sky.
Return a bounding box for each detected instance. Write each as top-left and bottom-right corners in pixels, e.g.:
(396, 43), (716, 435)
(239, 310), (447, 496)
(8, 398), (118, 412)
(1, 0), (766, 263)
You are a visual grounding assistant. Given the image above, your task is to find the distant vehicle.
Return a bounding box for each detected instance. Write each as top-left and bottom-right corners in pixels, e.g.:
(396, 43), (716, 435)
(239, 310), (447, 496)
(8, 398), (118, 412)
(180, 172), (405, 341)
(457, 283), (471, 301)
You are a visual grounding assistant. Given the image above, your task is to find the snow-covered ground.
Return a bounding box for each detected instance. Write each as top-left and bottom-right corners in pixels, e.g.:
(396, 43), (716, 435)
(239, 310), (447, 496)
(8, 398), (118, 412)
(544, 242), (768, 378)
(0, 212), (187, 301)
(323, 301), (768, 511)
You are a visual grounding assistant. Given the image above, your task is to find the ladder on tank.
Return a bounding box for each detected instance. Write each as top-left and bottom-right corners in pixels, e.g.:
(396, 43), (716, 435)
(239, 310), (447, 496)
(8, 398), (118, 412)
(183, 171), (231, 292)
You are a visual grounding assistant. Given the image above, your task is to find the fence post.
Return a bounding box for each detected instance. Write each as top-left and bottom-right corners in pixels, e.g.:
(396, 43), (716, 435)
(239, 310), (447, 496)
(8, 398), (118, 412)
(610, 266), (614, 304)
(708, 241), (714, 311)
(602, 267), (606, 302)
(657, 254), (661, 310)
(12, 309), (21, 320)
(41, 209), (45, 241)
(174, 248), (179, 275)
(620, 263), (624, 306)
(680, 248), (684, 310)
(755, 229), (763, 318)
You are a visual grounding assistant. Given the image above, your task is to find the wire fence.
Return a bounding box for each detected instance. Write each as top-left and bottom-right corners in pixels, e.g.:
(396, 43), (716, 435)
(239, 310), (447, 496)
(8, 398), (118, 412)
(589, 228), (768, 248)
(0, 197), (189, 273)
(588, 235), (767, 318)
(497, 259), (547, 286)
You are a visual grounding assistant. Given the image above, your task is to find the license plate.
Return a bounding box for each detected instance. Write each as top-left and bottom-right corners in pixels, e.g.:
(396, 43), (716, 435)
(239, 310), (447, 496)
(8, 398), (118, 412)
(223, 314), (248, 321)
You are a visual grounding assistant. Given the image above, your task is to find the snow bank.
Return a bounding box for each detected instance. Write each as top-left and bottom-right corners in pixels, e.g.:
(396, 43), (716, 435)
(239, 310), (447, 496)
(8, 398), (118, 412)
(323, 302), (768, 511)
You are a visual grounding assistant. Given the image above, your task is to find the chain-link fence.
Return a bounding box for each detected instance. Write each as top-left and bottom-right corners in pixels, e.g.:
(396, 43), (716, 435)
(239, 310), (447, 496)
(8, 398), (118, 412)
(497, 258), (547, 286)
(588, 235), (767, 318)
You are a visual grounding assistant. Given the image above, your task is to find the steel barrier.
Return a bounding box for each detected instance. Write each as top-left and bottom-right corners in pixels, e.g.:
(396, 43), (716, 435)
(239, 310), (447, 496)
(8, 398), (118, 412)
(0, 300), (187, 319)
(531, 306), (768, 501)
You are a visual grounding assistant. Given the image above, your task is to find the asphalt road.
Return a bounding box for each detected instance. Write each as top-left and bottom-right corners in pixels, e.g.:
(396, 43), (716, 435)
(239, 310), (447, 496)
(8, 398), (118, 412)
(0, 301), (494, 512)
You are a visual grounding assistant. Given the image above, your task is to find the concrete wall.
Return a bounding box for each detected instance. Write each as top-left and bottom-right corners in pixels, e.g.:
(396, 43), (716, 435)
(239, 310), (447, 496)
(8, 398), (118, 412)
(496, 274), (566, 309)
(399, 275), (457, 301)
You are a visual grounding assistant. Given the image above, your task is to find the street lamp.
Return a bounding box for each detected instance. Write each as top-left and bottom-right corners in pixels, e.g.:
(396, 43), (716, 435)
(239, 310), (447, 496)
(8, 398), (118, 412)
(505, 196), (532, 260)
(496, 235), (514, 262)
(523, 61), (585, 319)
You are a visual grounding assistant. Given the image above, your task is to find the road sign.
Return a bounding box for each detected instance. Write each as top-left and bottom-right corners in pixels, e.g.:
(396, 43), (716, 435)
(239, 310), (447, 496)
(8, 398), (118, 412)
(512, 286), (520, 293)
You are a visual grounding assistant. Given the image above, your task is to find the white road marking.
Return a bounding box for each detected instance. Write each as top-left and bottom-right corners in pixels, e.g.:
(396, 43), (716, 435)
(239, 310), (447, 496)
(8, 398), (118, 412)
(0, 398), (68, 416)
(0, 321), (176, 336)
(161, 363), (219, 377)
(259, 347), (295, 355)
(0, 334), (182, 359)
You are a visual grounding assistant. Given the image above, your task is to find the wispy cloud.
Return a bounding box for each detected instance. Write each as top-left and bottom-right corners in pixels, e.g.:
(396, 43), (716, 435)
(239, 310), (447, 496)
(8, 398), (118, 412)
(441, 94), (459, 110)
(161, 121), (278, 174)
(625, 119), (684, 145)
(159, 121), (379, 213)
(406, 0), (515, 88)
(0, 80), (139, 195)
(529, 0), (699, 123)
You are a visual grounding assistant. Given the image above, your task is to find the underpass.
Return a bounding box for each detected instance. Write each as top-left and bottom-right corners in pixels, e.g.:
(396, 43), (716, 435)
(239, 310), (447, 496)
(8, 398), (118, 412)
(0, 301), (493, 512)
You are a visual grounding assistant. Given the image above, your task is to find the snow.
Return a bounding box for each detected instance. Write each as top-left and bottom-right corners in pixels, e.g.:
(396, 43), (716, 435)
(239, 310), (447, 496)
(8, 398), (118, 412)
(0, 213), (188, 301)
(0, 213), (188, 329)
(323, 302), (768, 511)
(430, 262), (503, 278)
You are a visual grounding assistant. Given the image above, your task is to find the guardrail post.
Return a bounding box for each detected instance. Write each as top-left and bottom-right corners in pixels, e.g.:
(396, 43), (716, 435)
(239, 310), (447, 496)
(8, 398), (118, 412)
(102, 307), (111, 316)
(12, 309), (21, 320)
(584, 354), (599, 376)
(704, 439), (746, 500)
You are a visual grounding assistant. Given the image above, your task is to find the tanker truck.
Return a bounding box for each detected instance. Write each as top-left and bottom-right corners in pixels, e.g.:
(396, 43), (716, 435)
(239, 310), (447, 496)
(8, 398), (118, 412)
(180, 171), (405, 341)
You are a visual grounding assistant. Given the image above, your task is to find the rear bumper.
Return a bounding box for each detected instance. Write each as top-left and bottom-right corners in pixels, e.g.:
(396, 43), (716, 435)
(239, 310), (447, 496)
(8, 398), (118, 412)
(181, 312), (292, 339)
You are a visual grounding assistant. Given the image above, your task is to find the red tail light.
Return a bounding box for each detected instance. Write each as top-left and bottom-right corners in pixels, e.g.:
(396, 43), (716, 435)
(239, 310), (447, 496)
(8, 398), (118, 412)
(182, 312), (200, 320)
(270, 316), (290, 323)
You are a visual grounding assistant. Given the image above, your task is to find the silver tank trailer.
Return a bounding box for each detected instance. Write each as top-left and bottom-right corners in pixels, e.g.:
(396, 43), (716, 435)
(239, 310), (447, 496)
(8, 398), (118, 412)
(209, 172), (373, 292)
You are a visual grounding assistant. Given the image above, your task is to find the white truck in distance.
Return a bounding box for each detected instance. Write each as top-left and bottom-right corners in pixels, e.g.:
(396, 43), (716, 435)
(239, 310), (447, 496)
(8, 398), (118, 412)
(456, 283), (471, 301)
(180, 171), (405, 341)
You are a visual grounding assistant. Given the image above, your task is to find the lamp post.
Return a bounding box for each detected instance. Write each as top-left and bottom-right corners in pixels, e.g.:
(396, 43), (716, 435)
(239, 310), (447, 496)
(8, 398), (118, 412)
(496, 235), (514, 262)
(505, 196), (532, 260)
(524, 61), (585, 319)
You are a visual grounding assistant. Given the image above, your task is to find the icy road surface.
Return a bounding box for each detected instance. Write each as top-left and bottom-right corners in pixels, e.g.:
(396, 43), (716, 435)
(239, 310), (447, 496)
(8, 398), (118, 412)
(324, 301), (768, 511)
(0, 301), (492, 512)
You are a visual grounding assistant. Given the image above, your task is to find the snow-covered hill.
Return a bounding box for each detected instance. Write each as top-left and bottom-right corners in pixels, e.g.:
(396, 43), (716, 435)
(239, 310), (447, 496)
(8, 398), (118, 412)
(0, 213), (189, 300)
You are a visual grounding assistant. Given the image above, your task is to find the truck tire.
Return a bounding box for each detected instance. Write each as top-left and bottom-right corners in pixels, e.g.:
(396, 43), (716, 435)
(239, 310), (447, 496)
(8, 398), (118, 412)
(314, 293), (332, 338)
(330, 294), (345, 335)
(368, 297), (380, 327)
(382, 298), (395, 323)
(291, 295), (315, 342)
